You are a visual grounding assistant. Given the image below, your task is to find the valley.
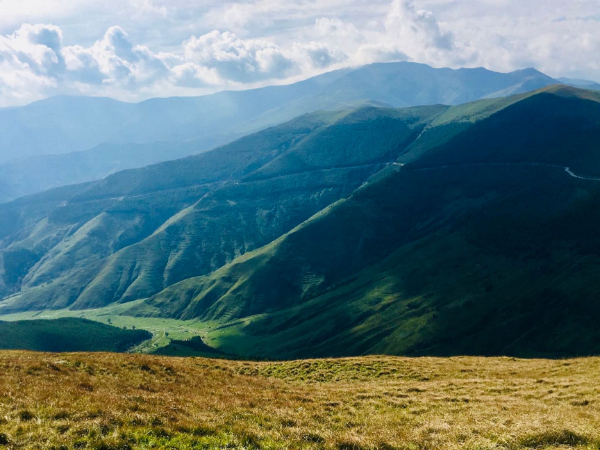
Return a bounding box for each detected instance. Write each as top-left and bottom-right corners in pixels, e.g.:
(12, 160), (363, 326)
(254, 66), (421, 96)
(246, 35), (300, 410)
(0, 306), (210, 356)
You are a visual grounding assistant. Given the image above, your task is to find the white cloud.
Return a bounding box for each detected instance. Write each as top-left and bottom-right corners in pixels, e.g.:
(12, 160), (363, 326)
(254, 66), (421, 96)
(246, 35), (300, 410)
(0, 24), (63, 104)
(171, 62), (220, 88)
(285, 41), (348, 72)
(0, 0), (599, 106)
(2, 24), (65, 75)
(315, 18), (362, 41)
(348, 0), (478, 68)
(0, 23), (178, 104)
(0, 21), (344, 105)
(386, 0), (453, 51)
(354, 44), (408, 65)
(183, 30), (296, 82)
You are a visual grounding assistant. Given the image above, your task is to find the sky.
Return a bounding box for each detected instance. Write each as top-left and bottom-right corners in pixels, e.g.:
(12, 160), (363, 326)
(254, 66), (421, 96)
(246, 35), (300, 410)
(0, 0), (598, 107)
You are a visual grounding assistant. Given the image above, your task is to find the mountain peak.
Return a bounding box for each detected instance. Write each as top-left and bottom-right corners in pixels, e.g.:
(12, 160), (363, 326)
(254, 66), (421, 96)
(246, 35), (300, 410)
(512, 67), (546, 75)
(535, 83), (600, 101)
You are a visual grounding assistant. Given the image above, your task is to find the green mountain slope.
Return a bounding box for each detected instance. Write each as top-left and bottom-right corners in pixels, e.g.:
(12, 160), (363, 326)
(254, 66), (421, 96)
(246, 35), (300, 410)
(0, 105), (445, 312)
(137, 86), (600, 358)
(0, 318), (151, 352)
(404, 86), (600, 174)
(3, 85), (600, 359)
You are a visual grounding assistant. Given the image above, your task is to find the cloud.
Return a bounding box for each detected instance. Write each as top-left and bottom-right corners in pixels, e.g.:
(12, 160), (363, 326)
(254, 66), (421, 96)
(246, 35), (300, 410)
(0, 24), (64, 104)
(183, 30), (297, 82)
(0, 23), (178, 104)
(2, 24), (65, 76)
(293, 41), (348, 69)
(170, 62), (220, 88)
(354, 44), (408, 65)
(0, 21), (344, 105)
(385, 0), (454, 51)
(350, 0), (478, 68)
(314, 18), (362, 42)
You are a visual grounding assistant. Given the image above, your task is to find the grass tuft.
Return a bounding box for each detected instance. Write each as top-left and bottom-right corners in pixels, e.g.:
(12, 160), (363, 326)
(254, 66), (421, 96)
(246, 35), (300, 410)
(518, 429), (590, 448)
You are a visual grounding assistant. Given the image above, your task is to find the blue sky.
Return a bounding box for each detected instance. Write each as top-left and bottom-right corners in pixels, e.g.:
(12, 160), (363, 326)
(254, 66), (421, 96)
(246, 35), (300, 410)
(0, 0), (598, 106)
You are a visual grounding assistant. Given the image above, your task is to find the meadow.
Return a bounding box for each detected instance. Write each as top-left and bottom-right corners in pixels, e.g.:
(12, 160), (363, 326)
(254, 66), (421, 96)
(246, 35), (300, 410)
(0, 353), (599, 449)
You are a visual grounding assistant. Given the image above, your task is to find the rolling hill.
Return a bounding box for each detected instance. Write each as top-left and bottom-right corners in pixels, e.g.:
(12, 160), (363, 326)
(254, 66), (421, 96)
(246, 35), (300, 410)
(2, 85), (600, 359)
(0, 318), (150, 352)
(0, 62), (559, 202)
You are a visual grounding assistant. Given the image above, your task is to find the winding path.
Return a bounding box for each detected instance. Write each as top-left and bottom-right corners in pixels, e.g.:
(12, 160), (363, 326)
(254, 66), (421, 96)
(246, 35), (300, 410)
(564, 167), (600, 181)
(403, 162), (600, 182)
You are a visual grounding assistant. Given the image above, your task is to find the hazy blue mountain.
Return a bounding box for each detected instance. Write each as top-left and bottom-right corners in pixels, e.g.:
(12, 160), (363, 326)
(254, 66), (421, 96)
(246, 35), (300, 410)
(0, 139), (223, 203)
(301, 64), (557, 106)
(0, 96), (136, 162)
(0, 68), (349, 164)
(0, 62), (557, 166)
(557, 77), (600, 91)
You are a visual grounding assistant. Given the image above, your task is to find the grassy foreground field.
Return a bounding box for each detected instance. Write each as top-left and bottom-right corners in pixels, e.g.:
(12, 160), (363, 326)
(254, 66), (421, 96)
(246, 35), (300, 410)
(0, 354), (599, 449)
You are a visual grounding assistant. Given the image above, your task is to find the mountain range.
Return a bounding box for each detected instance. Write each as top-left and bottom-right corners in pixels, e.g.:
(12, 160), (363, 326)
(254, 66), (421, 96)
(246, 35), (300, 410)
(0, 62), (559, 202)
(1, 83), (600, 358)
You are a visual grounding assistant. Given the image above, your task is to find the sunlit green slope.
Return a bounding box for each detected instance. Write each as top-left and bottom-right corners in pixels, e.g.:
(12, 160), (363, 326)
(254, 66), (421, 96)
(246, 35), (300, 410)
(0, 105), (444, 313)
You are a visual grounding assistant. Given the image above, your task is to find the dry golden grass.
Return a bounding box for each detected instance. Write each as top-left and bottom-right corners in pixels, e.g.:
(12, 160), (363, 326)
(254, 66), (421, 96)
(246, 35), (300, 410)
(0, 352), (599, 449)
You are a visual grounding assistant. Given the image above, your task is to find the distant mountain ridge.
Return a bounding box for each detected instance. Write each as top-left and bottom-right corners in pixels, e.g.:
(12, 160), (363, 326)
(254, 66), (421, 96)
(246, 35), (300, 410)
(0, 62), (559, 202)
(0, 140), (209, 203)
(558, 77), (600, 90)
(1, 63), (556, 163)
